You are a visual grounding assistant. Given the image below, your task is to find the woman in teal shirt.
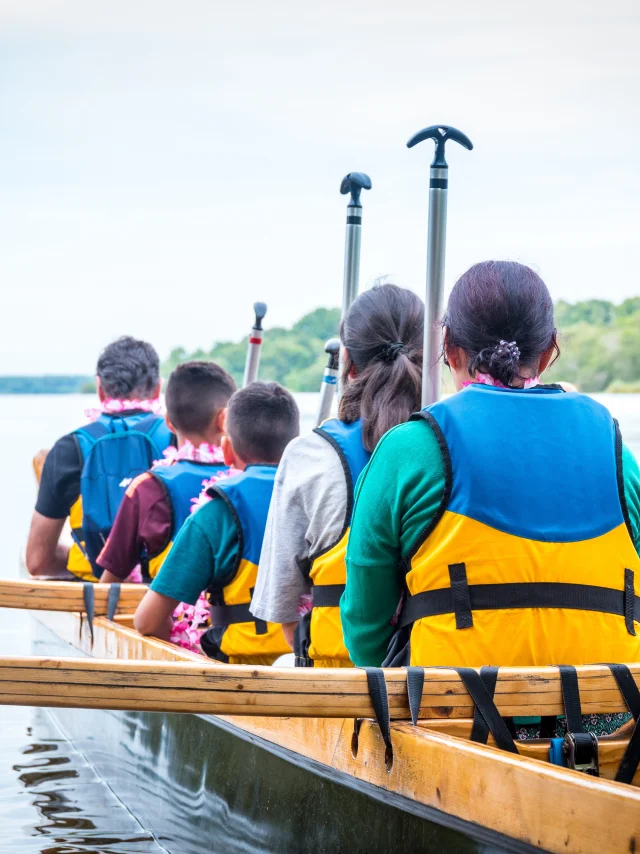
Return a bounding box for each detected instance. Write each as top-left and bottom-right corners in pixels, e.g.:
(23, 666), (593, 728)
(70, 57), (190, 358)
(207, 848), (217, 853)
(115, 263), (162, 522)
(342, 261), (640, 684)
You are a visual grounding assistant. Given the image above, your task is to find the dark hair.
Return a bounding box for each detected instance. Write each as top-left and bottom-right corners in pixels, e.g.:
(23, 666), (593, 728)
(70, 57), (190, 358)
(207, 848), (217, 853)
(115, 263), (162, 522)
(443, 261), (559, 387)
(339, 284), (424, 452)
(96, 336), (160, 399)
(226, 381), (300, 464)
(165, 361), (236, 435)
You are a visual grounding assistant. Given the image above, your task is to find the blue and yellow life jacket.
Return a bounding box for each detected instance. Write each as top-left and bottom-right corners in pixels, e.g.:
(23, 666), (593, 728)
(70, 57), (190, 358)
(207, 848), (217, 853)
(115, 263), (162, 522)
(69, 412), (174, 580)
(148, 459), (229, 577)
(396, 384), (640, 667)
(205, 465), (289, 665)
(295, 419), (371, 667)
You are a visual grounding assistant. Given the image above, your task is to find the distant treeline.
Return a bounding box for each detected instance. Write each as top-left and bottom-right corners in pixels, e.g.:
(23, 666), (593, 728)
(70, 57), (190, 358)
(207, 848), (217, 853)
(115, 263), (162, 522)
(164, 307), (341, 393)
(546, 297), (640, 393)
(2, 297), (639, 395)
(0, 375), (95, 395)
(164, 297), (640, 394)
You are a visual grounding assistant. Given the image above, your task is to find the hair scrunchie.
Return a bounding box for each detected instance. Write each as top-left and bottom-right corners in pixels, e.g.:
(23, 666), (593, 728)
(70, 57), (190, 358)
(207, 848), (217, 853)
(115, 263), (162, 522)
(380, 341), (407, 362)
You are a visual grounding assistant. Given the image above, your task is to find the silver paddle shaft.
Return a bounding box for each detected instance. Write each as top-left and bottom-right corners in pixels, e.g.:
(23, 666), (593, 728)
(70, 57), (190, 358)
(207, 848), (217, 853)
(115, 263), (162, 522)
(315, 339), (340, 426)
(243, 327), (263, 387)
(422, 166), (448, 407)
(342, 204), (363, 317)
(339, 203), (363, 396)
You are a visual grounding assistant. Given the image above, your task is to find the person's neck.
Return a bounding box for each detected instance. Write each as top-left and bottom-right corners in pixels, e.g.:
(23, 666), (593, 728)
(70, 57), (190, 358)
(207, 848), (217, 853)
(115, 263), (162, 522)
(176, 432), (223, 448)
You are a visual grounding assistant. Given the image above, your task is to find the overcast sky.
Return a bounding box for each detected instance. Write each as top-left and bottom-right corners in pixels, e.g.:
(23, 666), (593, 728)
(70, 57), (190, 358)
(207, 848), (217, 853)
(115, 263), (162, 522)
(1, 0), (638, 374)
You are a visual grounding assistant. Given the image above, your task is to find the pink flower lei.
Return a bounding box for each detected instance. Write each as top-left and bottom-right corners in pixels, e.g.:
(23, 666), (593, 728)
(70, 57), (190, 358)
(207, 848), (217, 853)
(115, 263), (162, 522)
(462, 372), (539, 390)
(84, 397), (163, 422)
(154, 440), (225, 468)
(169, 465), (239, 654)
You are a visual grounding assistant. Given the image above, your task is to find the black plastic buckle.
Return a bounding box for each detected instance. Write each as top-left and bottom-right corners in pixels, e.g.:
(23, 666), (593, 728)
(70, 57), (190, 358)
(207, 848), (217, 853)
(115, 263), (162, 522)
(563, 732), (600, 776)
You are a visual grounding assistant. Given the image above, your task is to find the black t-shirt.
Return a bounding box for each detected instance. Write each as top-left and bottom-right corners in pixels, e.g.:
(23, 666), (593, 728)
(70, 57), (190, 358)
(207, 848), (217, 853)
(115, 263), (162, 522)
(35, 434), (83, 519)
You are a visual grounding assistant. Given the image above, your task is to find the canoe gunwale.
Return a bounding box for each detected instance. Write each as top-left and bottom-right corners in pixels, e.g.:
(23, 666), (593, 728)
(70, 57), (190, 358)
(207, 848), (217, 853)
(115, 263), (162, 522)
(28, 609), (640, 854)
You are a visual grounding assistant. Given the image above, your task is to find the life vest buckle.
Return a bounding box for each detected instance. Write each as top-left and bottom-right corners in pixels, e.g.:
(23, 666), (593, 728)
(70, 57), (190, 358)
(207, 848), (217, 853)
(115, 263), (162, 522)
(562, 732), (599, 777)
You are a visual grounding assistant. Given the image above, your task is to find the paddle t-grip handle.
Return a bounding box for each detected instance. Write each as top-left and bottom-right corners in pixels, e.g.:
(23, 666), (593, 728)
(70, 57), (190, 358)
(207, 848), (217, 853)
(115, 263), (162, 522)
(324, 337), (340, 371)
(340, 172), (372, 206)
(407, 125), (473, 168)
(253, 301), (267, 331)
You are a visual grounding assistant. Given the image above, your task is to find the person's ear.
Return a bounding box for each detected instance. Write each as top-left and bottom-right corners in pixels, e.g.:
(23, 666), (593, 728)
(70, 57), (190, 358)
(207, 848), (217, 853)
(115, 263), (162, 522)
(96, 376), (106, 402)
(344, 348), (357, 379)
(151, 381), (162, 400)
(443, 332), (463, 371)
(165, 413), (177, 434)
(215, 407), (227, 434)
(538, 343), (556, 375)
(221, 435), (236, 467)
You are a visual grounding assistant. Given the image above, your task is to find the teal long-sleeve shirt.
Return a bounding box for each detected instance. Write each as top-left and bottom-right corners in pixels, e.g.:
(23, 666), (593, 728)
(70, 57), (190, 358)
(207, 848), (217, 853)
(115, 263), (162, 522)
(341, 419), (640, 667)
(150, 497), (239, 604)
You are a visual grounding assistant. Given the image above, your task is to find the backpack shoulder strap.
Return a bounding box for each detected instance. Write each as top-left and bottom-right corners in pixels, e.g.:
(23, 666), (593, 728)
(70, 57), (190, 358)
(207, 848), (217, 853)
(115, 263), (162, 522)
(73, 420), (111, 460)
(133, 414), (175, 451)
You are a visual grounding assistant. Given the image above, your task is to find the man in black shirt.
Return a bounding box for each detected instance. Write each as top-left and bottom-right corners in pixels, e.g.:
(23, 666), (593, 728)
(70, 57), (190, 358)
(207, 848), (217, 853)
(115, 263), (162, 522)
(26, 336), (168, 579)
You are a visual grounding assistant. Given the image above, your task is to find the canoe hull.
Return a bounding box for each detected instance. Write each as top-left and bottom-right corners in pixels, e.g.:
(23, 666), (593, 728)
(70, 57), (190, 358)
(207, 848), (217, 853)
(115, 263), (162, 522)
(32, 615), (525, 854)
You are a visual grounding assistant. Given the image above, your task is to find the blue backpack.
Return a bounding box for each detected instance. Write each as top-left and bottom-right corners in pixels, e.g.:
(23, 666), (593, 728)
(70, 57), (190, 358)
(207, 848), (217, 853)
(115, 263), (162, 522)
(73, 412), (174, 576)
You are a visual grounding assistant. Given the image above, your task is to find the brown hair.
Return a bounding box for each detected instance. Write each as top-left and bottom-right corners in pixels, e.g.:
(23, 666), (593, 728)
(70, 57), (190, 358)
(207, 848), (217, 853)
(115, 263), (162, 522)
(226, 381), (300, 464)
(339, 284), (424, 452)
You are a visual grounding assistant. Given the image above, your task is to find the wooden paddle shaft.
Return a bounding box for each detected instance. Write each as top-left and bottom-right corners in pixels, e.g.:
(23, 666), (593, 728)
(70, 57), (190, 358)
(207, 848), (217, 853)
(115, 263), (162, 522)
(0, 580), (146, 614)
(0, 656), (637, 719)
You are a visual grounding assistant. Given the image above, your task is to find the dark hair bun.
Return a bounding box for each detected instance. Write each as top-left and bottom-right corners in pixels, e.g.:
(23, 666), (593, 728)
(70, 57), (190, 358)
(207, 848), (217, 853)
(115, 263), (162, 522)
(444, 261), (558, 387)
(469, 340), (521, 386)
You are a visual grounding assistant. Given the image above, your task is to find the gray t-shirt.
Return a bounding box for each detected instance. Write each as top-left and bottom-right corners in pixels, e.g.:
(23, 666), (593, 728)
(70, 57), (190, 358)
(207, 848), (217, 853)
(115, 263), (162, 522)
(251, 431), (347, 624)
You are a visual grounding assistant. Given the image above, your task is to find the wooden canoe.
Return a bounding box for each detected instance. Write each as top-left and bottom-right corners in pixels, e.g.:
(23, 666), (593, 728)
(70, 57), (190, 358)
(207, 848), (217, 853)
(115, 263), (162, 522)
(26, 608), (640, 854)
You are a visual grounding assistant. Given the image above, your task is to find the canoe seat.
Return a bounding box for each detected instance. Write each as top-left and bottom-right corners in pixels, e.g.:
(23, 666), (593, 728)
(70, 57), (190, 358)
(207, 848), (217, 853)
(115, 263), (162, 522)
(361, 663), (640, 787)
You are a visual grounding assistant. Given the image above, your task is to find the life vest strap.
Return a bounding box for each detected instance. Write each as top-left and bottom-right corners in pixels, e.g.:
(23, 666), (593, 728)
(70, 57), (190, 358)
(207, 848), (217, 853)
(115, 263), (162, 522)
(210, 603), (267, 634)
(400, 574), (639, 636)
(607, 663), (640, 784)
(312, 584), (345, 608)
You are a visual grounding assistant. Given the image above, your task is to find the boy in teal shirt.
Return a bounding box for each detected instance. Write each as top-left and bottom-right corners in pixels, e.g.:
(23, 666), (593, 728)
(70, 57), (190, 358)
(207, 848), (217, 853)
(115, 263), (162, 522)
(134, 381), (299, 664)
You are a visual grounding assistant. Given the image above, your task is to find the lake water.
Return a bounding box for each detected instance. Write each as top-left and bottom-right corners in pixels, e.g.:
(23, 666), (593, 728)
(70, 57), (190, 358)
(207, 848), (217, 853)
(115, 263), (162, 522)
(0, 392), (638, 851)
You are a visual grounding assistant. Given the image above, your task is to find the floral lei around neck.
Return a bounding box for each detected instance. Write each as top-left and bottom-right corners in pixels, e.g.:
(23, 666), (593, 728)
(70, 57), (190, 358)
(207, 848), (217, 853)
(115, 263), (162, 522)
(462, 372), (540, 390)
(170, 464), (240, 654)
(84, 398), (163, 422)
(154, 440), (226, 467)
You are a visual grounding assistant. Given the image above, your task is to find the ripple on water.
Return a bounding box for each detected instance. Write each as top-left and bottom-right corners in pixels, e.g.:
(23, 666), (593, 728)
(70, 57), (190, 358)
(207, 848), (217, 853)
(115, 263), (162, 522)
(0, 706), (167, 854)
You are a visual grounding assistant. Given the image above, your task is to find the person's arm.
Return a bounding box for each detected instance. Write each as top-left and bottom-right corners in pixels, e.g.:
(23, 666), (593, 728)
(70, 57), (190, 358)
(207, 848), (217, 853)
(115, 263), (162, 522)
(97, 473), (171, 581)
(135, 497), (238, 638)
(27, 435), (82, 577)
(622, 443), (640, 556)
(134, 590), (178, 640)
(251, 434), (348, 627)
(341, 420), (446, 666)
(25, 512), (73, 577)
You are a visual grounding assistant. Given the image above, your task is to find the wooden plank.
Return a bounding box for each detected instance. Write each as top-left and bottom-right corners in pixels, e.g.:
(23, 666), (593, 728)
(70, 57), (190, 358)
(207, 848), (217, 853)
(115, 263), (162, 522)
(0, 579), (146, 614)
(2, 652), (640, 720)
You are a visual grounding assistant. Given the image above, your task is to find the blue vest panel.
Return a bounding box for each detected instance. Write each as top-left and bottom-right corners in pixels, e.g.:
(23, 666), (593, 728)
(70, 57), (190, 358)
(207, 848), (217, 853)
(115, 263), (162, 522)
(152, 459), (229, 542)
(212, 465), (277, 568)
(315, 419), (371, 496)
(427, 385), (625, 543)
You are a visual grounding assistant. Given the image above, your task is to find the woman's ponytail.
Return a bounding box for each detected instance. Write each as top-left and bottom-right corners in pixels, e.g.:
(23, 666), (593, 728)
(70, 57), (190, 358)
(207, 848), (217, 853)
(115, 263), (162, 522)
(338, 284), (424, 452)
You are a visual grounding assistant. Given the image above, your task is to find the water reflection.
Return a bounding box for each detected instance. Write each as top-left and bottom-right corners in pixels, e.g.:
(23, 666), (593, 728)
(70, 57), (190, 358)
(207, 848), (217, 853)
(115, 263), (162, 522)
(1, 707), (166, 853)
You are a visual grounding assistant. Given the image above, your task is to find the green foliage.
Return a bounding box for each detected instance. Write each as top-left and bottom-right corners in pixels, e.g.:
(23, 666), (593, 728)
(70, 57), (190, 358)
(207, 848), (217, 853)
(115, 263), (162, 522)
(163, 307), (341, 391)
(164, 298), (640, 394)
(546, 300), (640, 391)
(606, 380), (640, 394)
